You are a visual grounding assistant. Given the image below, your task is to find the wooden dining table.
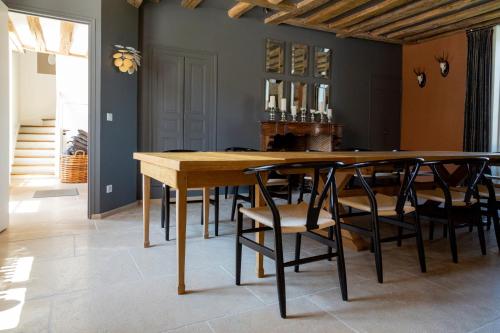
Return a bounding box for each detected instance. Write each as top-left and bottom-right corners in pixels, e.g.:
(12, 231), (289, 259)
(133, 150), (500, 295)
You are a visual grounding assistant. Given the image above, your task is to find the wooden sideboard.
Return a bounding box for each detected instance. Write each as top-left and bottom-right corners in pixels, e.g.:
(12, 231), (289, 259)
(260, 121), (343, 152)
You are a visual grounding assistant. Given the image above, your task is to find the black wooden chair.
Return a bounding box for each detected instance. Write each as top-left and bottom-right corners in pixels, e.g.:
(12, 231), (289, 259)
(337, 158), (426, 283)
(478, 172), (500, 251)
(160, 150), (220, 240)
(236, 161), (348, 318)
(417, 157), (489, 263)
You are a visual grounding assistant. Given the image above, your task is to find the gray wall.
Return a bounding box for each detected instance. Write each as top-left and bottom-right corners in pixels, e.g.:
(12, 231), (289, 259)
(140, 0), (402, 152)
(5, 0), (139, 214)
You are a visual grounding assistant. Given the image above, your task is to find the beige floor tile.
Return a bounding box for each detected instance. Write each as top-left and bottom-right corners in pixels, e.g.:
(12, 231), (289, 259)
(209, 297), (354, 333)
(473, 317), (500, 333)
(0, 296), (50, 333)
(0, 235), (75, 261)
(165, 322), (214, 333)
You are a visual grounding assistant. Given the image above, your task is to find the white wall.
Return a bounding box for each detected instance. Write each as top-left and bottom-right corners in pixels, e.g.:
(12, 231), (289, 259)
(18, 51), (56, 125)
(9, 50), (19, 172)
(0, 0), (9, 232)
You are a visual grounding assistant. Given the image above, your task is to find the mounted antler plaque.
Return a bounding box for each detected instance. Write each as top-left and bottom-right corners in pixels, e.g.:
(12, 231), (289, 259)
(435, 52), (449, 77)
(413, 68), (426, 88)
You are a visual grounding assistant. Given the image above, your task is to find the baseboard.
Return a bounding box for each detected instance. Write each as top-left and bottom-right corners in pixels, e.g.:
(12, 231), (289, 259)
(90, 201), (140, 219)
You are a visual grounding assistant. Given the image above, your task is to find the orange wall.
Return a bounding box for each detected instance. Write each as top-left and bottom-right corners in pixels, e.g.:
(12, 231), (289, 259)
(401, 32), (467, 151)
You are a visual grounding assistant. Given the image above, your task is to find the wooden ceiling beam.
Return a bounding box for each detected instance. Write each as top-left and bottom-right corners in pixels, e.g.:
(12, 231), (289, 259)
(405, 9), (500, 42)
(228, 2), (255, 18)
(181, 0), (203, 9)
(336, 0), (450, 38)
(127, 0), (144, 8)
(238, 0), (296, 12)
(60, 21), (74, 55)
(27, 16), (46, 53)
(265, 0), (329, 25)
(7, 17), (24, 53)
(303, 0), (371, 25)
(329, 0), (412, 29)
(387, 1), (500, 39)
(372, 0), (483, 36)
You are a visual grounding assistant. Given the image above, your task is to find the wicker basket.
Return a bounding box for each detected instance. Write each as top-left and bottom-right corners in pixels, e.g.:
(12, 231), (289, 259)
(60, 150), (88, 183)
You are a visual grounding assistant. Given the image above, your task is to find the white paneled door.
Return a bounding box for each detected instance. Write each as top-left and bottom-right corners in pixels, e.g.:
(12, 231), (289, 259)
(0, 0), (9, 231)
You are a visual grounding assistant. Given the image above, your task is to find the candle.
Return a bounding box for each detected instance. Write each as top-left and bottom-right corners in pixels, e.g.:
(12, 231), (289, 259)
(319, 102), (325, 113)
(280, 98), (287, 111)
(291, 105), (297, 116)
(269, 96), (276, 108)
(327, 108), (333, 119)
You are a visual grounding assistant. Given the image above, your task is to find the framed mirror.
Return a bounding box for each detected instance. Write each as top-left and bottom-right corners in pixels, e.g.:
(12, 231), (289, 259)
(314, 47), (331, 79)
(265, 79), (285, 109)
(291, 43), (308, 76)
(313, 83), (330, 112)
(291, 82), (308, 110)
(265, 39), (285, 74)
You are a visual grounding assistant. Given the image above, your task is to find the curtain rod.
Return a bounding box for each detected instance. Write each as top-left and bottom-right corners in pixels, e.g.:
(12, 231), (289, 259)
(467, 23), (499, 33)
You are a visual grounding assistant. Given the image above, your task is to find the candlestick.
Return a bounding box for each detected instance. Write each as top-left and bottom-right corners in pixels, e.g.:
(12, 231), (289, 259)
(280, 98), (287, 112)
(269, 96), (276, 109)
(327, 108), (333, 122)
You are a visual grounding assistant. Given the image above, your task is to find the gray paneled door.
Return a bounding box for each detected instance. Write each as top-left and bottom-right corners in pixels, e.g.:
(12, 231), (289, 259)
(150, 48), (216, 152)
(369, 75), (401, 150)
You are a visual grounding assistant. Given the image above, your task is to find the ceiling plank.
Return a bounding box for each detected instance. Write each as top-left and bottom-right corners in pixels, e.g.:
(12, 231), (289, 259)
(336, 0), (451, 38)
(181, 0), (203, 9)
(265, 0), (329, 25)
(7, 17), (24, 53)
(303, 0), (372, 25)
(127, 0), (144, 8)
(372, 0), (483, 36)
(387, 1), (500, 39)
(60, 21), (74, 55)
(405, 9), (500, 42)
(329, 0), (413, 29)
(228, 2), (255, 18)
(27, 16), (46, 53)
(238, 0), (296, 12)
(285, 18), (403, 44)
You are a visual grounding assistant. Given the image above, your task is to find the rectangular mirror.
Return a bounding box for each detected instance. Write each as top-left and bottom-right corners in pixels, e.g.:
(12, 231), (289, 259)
(265, 79), (285, 109)
(265, 39), (284, 74)
(291, 43), (308, 76)
(314, 47), (331, 79)
(313, 83), (330, 112)
(291, 81), (307, 109)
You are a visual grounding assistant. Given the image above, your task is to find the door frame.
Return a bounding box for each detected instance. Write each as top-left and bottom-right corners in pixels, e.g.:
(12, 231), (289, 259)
(5, 4), (98, 218)
(141, 45), (218, 152)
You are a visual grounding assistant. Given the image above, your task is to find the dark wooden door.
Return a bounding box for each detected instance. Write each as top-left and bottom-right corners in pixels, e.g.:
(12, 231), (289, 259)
(369, 75), (401, 150)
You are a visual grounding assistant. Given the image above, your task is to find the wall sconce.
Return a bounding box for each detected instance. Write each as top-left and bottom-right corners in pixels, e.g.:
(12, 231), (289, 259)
(435, 52), (449, 77)
(113, 44), (141, 74)
(413, 68), (426, 88)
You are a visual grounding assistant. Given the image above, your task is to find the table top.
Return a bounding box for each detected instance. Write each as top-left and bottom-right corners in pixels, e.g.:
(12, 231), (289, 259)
(133, 151), (500, 172)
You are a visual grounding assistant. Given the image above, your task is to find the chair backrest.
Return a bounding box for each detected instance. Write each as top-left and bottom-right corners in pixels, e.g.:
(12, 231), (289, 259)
(423, 157), (489, 206)
(341, 158), (424, 215)
(244, 161), (344, 231)
(225, 147), (259, 152)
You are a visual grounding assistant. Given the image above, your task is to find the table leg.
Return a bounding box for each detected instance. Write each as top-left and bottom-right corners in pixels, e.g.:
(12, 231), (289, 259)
(203, 187), (210, 239)
(254, 184), (265, 278)
(142, 174), (151, 248)
(176, 181), (187, 295)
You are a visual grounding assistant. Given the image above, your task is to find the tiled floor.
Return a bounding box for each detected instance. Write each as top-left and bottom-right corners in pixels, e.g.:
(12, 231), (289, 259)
(2, 178), (500, 332)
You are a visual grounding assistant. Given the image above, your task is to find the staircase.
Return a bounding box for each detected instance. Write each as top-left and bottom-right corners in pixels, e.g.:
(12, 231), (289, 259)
(11, 118), (57, 176)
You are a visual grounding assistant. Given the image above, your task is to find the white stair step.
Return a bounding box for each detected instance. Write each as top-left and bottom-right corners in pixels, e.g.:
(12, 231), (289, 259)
(42, 118), (55, 126)
(14, 157), (55, 165)
(15, 148), (55, 157)
(16, 141), (55, 149)
(18, 133), (55, 141)
(11, 165), (55, 174)
(19, 125), (56, 134)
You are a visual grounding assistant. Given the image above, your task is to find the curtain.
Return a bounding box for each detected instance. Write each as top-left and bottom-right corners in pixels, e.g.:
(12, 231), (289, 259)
(463, 28), (493, 152)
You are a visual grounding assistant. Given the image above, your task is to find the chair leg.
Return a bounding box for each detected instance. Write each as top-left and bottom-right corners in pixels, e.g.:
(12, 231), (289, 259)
(200, 202), (204, 225)
(447, 210), (458, 263)
(231, 186), (239, 221)
(429, 220), (434, 240)
(491, 203), (500, 251)
(287, 176), (292, 204)
(214, 187), (219, 237)
(165, 186), (171, 241)
(476, 208), (487, 255)
(161, 185), (166, 228)
(273, 229), (287, 319)
(298, 175), (305, 203)
(334, 225), (348, 301)
(294, 233), (301, 272)
(413, 212), (427, 273)
(371, 214), (384, 283)
(224, 185), (228, 200)
(327, 226), (333, 261)
(235, 204), (243, 286)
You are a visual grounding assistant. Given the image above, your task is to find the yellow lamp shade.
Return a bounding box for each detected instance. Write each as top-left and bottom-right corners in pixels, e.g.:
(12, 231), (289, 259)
(127, 67), (135, 74)
(123, 59), (133, 68)
(114, 58), (123, 67)
(124, 53), (134, 60)
(113, 52), (123, 59)
(119, 65), (128, 72)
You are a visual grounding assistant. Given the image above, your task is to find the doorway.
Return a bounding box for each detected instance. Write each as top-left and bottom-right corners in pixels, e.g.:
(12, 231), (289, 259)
(7, 12), (90, 224)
